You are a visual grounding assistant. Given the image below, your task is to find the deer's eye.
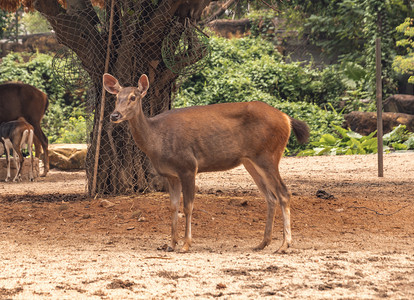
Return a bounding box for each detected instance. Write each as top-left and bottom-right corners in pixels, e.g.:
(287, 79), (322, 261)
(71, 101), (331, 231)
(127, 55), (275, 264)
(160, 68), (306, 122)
(130, 95), (136, 102)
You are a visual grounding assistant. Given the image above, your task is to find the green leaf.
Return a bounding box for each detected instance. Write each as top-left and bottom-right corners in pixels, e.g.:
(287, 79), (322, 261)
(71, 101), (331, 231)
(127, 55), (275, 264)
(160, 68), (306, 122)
(320, 134), (337, 145)
(297, 149), (315, 156)
(403, 135), (414, 149)
(314, 147), (331, 156)
(346, 131), (363, 139)
(392, 143), (408, 150)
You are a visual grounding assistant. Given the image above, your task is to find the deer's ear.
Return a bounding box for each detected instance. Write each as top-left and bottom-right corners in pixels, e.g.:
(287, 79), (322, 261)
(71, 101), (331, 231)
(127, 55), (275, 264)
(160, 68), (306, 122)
(138, 74), (149, 97)
(103, 73), (122, 94)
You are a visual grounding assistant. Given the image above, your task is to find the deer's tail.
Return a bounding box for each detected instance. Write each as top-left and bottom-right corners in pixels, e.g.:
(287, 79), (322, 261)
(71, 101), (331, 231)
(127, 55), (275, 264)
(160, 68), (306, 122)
(290, 117), (310, 144)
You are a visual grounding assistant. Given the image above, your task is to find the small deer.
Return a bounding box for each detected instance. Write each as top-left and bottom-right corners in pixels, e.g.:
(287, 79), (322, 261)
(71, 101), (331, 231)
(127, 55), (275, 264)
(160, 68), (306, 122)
(0, 117), (35, 182)
(103, 73), (310, 253)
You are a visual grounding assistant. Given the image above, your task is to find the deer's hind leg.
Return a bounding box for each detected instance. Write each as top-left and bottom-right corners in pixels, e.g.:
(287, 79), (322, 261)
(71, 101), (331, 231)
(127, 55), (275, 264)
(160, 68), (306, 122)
(33, 126), (49, 177)
(243, 156), (292, 253)
(167, 176), (182, 252)
(180, 171), (196, 252)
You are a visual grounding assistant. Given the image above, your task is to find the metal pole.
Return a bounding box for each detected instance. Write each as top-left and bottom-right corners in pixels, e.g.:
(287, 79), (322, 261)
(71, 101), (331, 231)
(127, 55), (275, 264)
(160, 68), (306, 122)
(91, 0), (115, 196)
(376, 38), (383, 177)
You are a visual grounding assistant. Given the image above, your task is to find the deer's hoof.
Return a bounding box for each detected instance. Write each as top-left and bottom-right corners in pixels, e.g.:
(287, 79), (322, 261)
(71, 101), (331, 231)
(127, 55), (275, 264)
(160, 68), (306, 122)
(253, 240), (269, 251)
(180, 245), (190, 253)
(274, 242), (290, 254)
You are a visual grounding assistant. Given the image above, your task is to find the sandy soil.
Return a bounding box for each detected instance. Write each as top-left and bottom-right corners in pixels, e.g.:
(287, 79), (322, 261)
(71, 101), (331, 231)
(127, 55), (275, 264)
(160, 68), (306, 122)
(0, 152), (413, 299)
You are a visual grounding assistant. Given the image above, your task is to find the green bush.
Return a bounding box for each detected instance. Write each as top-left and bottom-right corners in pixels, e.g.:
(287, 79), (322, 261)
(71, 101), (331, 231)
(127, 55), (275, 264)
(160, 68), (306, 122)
(176, 36), (346, 108)
(383, 125), (414, 151)
(298, 125), (378, 156)
(55, 114), (87, 144)
(393, 18), (414, 84)
(299, 124), (414, 156)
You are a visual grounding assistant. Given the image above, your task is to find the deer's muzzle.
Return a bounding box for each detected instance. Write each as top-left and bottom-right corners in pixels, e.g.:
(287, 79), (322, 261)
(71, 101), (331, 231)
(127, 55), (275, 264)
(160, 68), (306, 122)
(110, 111), (122, 122)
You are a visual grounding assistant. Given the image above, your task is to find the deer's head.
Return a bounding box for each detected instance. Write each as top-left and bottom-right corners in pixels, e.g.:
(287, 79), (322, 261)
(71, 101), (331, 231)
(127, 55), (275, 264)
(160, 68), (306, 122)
(103, 73), (149, 123)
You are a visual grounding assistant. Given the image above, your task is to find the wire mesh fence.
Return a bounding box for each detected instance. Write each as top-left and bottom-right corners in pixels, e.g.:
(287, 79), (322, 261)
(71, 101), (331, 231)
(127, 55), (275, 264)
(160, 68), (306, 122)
(44, 1), (210, 195)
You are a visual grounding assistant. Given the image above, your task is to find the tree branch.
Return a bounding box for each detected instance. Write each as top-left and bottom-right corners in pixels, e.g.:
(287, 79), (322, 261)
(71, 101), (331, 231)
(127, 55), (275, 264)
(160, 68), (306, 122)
(200, 0), (238, 26)
(34, 0), (65, 17)
(34, 0), (105, 77)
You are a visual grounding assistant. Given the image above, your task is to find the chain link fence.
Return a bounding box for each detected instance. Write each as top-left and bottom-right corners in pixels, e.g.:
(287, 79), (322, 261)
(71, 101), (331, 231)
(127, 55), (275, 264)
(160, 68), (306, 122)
(43, 1), (209, 195)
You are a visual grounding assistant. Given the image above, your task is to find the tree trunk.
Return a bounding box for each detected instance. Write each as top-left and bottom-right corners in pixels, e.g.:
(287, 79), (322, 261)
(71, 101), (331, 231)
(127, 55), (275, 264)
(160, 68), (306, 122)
(35, 0), (211, 195)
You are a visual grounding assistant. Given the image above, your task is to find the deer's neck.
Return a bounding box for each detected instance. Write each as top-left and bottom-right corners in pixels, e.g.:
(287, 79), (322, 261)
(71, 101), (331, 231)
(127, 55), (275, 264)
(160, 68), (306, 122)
(127, 105), (154, 155)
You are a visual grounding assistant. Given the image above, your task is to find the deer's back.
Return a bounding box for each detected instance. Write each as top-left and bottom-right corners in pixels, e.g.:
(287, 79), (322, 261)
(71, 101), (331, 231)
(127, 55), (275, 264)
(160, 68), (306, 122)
(148, 101), (291, 173)
(0, 83), (48, 124)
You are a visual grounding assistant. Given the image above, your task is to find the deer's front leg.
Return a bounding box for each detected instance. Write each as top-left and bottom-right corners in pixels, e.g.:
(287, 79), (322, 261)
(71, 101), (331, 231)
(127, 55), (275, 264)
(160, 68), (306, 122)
(167, 177), (181, 252)
(13, 152), (23, 182)
(180, 173), (196, 252)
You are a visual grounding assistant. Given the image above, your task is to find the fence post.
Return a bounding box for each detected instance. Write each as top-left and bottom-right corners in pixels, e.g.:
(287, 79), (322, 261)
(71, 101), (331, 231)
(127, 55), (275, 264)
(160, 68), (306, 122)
(91, 0), (115, 196)
(376, 38), (383, 177)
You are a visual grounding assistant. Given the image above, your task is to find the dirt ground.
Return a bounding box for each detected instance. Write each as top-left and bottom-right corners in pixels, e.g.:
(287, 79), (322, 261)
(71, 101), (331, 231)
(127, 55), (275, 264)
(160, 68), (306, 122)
(0, 152), (413, 299)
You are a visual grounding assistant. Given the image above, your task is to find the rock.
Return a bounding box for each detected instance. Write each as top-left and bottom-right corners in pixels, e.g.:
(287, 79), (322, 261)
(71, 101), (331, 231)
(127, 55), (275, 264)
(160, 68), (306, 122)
(99, 199), (115, 208)
(131, 210), (142, 219)
(383, 94), (414, 115)
(58, 203), (70, 211)
(207, 19), (252, 38)
(48, 144), (87, 170)
(0, 33), (61, 58)
(22, 33), (61, 53)
(316, 189), (335, 200)
(343, 111), (414, 135)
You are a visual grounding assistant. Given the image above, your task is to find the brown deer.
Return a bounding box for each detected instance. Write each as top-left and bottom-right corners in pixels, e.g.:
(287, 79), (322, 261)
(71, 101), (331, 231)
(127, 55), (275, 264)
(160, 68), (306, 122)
(0, 82), (49, 176)
(103, 73), (310, 253)
(0, 117), (35, 182)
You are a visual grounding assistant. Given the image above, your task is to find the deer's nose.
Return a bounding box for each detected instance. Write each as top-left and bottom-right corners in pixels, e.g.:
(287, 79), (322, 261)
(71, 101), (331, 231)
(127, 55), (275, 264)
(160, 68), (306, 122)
(110, 111), (122, 122)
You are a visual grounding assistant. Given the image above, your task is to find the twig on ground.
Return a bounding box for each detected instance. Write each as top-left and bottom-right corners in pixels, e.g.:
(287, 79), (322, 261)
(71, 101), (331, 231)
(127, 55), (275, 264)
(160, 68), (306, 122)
(348, 204), (412, 216)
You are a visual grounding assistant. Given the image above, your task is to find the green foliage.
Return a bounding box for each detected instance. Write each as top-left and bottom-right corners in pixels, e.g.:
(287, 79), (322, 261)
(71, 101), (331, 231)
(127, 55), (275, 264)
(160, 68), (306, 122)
(176, 36), (346, 108)
(298, 125), (378, 156)
(0, 52), (87, 144)
(363, 0), (399, 97)
(248, 9), (279, 40)
(277, 0), (413, 99)
(55, 115), (87, 144)
(0, 10), (12, 39)
(339, 61), (377, 112)
(393, 18), (414, 84)
(305, 0), (366, 62)
(21, 11), (50, 34)
(383, 124), (414, 150)
(299, 124), (414, 156)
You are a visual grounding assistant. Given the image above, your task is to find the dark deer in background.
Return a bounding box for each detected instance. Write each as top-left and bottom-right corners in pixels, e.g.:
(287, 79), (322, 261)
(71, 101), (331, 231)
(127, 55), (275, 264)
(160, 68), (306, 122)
(103, 73), (310, 253)
(0, 82), (49, 176)
(0, 117), (35, 182)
